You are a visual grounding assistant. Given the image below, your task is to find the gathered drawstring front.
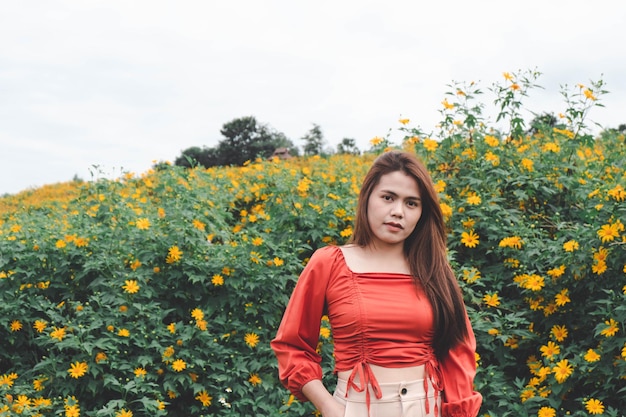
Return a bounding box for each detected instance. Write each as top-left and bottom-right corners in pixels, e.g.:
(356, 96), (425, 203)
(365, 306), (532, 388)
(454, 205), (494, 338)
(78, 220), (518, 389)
(424, 356), (444, 416)
(345, 362), (382, 412)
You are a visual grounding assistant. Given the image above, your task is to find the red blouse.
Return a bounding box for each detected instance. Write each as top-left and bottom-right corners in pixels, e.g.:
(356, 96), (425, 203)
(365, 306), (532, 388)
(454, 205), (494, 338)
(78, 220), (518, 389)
(271, 245), (482, 417)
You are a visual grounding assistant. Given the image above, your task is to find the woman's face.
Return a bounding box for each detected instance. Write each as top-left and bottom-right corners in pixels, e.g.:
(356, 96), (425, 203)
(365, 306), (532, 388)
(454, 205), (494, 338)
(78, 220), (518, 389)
(366, 170), (423, 248)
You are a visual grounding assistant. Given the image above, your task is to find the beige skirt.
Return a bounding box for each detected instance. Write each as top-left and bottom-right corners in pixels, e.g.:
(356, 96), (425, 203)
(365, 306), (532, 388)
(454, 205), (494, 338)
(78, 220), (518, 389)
(333, 377), (441, 417)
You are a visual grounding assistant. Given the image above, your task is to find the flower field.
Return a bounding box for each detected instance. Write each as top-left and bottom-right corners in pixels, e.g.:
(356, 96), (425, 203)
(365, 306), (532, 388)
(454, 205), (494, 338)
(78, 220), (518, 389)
(1, 71), (625, 416)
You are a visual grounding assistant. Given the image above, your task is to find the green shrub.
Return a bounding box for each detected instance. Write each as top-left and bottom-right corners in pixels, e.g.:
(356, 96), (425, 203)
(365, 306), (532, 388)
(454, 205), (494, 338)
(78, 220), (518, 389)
(0, 70), (624, 416)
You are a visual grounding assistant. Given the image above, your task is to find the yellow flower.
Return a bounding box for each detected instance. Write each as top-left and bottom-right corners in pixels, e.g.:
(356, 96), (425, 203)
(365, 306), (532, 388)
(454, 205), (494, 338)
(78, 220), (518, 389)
(434, 180), (446, 193)
(135, 218), (150, 230)
(484, 151), (499, 166)
(461, 230), (480, 248)
(608, 184), (625, 201)
(584, 348), (601, 362)
(583, 88), (597, 101)
(462, 268), (481, 283)
(244, 332), (260, 348)
(117, 328), (130, 337)
(547, 265), (566, 278)
(600, 318), (619, 337)
(122, 280), (140, 294)
(466, 194), (481, 205)
(597, 222), (621, 242)
(172, 359), (186, 372)
(320, 327), (331, 338)
(33, 377), (46, 391)
(541, 142), (560, 153)
(95, 352), (108, 363)
(562, 240), (579, 252)
(163, 346), (175, 358)
(537, 406), (556, 417)
(370, 136), (383, 146)
(504, 336), (518, 349)
(248, 373), (262, 386)
(484, 135), (500, 147)
(483, 292), (500, 308)
(115, 409), (133, 417)
(461, 218), (475, 229)
(134, 367), (147, 378)
(195, 390), (212, 407)
(498, 236), (523, 249)
(50, 326), (67, 341)
(55, 239), (67, 248)
(585, 398), (604, 414)
(166, 245), (183, 264)
(167, 323), (176, 334)
(66, 404), (80, 417)
(552, 359), (573, 383)
(399, 118), (410, 124)
(251, 237), (264, 246)
(68, 361), (88, 379)
(340, 226), (353, 238)
(211, 274), (224, 286)
(592, 261), (607, 275)
(439, 203), (452, 219)
(10, 320), (22, 332)
(516, 274), (545, 291)
(554, 289), (570, 306)
(423, 138), (439, 152)
(503, 72), (513, 81)
(273, 257), (284, 266)
(540, 341), (560, 359)
(192, 219), (206, 231)
(191, 308), (204, 321)
(129, 259), (141, 271)
(550, 325), (568, 342)
(441, 99), (455, 110)
(521, 158), (533, 171)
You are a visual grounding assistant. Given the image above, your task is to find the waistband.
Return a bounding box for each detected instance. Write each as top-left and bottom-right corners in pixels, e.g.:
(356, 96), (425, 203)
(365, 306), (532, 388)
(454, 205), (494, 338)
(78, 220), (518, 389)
(335, 377), (436, 403)
(343, 362), (443, 416)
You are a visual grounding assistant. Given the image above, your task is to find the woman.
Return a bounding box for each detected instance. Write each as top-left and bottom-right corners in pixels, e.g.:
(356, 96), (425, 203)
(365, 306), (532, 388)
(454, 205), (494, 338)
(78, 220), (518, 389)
(271, 151), (482, 417)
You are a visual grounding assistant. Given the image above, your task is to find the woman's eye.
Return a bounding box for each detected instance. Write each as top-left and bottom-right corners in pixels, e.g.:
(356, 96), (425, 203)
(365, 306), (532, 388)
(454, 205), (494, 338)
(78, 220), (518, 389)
(383, 195), (392, 201)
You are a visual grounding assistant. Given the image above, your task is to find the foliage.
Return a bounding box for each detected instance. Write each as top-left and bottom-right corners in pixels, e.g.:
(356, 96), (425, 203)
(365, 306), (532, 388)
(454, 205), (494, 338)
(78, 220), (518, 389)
(336, 138), (361, 155)
(301, 123), (326, 156)
(174, 116), (298, 169)
(1, 70), (625, 417)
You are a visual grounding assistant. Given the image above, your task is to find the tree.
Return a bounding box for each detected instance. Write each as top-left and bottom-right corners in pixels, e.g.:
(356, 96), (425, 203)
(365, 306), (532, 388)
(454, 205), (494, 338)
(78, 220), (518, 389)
(174, 146), (220, 168)
(217, 116), (297, 166)
(527, 112), (558, 135)
(336, 138), (360, 155)
(301, 124), (325, 156)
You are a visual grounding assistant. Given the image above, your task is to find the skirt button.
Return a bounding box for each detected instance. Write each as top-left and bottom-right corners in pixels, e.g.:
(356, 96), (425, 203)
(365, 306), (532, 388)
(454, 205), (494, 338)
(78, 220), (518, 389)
(401, 388), (407, 395)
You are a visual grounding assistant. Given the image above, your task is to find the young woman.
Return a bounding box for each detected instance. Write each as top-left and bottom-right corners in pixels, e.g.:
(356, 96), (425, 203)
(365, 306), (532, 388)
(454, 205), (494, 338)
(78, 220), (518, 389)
(271, 151), (482, 417)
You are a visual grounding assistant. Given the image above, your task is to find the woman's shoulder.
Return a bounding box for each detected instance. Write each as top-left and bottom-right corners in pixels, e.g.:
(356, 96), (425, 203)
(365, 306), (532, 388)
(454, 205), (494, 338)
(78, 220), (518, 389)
(311, 244), (343, 260)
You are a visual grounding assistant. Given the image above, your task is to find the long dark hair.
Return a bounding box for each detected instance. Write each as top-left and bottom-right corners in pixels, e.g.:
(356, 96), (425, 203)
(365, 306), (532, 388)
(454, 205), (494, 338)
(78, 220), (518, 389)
(349, 150), (469, 357)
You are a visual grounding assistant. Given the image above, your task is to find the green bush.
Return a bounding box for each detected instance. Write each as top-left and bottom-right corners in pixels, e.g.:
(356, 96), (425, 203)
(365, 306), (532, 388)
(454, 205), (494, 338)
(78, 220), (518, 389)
(1, 70), (624, 417)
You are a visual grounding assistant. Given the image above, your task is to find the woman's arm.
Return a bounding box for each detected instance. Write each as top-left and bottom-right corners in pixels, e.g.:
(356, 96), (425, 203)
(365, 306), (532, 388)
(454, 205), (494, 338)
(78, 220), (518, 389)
(302, 380), (345, 417)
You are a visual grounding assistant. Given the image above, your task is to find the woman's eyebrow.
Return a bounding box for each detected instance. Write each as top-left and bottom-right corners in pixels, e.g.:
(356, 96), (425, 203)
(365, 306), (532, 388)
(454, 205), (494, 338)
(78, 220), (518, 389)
(379, 189), (421, 200)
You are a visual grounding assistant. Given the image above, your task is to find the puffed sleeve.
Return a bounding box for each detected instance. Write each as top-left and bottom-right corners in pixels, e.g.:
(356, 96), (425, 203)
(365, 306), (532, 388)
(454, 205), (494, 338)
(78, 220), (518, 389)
(270, 246), (337, 402)
(439, 313), (483, 417)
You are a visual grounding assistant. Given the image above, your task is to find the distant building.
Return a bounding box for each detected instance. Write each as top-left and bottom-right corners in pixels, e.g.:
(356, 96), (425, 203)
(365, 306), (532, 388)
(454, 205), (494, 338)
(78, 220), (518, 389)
(271, 147), (293, 159)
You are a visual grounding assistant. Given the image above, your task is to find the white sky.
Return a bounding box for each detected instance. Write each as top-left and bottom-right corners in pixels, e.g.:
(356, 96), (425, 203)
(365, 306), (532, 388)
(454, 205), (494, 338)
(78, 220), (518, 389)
(1, 1), (625, 195)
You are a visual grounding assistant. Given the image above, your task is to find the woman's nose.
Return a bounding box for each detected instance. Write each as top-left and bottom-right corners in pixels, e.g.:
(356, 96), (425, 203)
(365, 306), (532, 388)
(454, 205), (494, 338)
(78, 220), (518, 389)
(390, 202), (404, 218)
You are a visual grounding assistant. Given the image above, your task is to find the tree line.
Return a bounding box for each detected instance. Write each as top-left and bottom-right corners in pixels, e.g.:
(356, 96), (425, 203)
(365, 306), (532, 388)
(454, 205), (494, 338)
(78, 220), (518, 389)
(172, 114), (626, 170)
(172, 116), (361, 168)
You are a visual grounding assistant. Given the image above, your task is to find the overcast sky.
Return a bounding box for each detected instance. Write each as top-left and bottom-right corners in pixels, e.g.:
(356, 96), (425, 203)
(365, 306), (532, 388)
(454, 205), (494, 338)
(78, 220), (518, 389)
(1, 1), (625, 195)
